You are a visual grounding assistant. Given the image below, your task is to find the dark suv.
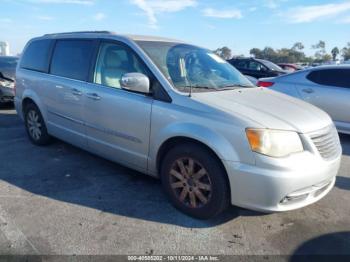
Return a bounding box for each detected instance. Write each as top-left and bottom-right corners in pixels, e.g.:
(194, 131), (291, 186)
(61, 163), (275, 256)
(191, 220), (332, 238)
(227, 58), (286, 79)
(0, 56), (18, 104)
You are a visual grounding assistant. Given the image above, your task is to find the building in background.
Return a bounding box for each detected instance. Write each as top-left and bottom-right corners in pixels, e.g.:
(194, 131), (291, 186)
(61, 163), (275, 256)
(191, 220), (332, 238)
(0, 42), (10, 56)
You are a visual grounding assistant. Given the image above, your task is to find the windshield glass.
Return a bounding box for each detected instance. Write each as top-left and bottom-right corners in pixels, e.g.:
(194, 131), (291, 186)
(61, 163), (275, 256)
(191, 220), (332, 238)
(258, 59), (283, 71)
(137, 41), (254, 93)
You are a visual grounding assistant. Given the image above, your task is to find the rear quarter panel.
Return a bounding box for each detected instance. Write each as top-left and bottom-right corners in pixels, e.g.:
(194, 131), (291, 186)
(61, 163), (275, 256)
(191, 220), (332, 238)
(267, 72), (306, 98)
(15, 68), (50, 123)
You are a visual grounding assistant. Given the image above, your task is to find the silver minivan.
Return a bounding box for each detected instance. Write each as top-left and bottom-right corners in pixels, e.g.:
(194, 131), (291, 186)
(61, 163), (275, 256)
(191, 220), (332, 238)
(15, 32), (342, 219)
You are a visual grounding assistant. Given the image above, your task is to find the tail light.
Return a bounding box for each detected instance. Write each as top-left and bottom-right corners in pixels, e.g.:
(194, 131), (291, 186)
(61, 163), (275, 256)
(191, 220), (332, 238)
(257, 81), (274, 87)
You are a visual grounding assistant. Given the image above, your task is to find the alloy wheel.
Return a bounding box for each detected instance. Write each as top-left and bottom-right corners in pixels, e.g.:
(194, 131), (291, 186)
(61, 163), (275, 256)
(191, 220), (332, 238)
(27, 110), (42, 141)
(169, 157), (212, 208)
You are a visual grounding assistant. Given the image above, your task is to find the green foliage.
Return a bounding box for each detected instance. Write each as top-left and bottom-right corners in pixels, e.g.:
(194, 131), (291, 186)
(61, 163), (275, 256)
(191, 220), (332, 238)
(213, 46), (232, 60)
(312, 40), (327, 60)
(249, 43), (306, 63)
(331, 47), (340, 61)
(342, 43), (350, 61)
(292, 42), (304, 51)
(216, 41), (350, 63)
(246, 41), (349, 63)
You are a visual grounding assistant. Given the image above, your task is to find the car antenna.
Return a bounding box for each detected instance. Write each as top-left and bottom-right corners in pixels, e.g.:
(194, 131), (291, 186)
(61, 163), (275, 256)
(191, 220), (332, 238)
(189, 82), (192, 97)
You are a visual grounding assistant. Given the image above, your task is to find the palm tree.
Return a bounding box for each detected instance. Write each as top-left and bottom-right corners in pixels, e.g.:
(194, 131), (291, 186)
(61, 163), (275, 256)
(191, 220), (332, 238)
(331, 47), (340, 61)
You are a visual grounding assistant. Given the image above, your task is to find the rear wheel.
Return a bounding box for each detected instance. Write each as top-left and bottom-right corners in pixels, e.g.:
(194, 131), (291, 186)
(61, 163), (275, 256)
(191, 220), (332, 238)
(24, 103), (51, 145)
(161, 143), (230, 219)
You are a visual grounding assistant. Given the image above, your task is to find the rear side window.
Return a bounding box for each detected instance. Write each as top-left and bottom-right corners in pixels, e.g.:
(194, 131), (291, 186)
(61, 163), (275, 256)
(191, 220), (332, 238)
(234, 60), (248, 69)
(248, 61), (266, 71)
(50, 40), (94, 81)
(306, 71), (320, 83)
(20, 40), (52, 72)
(307, 69), (350, 88)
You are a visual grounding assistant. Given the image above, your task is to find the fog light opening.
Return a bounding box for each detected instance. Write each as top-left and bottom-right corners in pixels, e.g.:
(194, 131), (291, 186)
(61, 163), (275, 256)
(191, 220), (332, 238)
(280, 193), (309, 204)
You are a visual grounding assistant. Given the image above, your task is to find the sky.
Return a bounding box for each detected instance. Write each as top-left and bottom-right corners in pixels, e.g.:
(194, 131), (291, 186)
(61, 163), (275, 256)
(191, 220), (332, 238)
(0, 0), (350, 56)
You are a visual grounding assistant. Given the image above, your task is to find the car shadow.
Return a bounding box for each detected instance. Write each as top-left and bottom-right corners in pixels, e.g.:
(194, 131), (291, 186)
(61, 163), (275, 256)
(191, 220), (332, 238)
(0, 111), (265, 228)
(0, 101), (14, 109)
(290, 231), (350, 259)
(339, 134), (350, 156)
(335, 176), (350, 191)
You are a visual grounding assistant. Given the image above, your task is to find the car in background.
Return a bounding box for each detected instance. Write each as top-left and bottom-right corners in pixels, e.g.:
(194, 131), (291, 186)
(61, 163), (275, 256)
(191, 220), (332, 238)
(311, 62), (321, 67)
(227, 57), (287, 79)
(278, 63), (303, 72)
(258, 65), (350, 134)
(296, 62), (311, 69)
(0, 56), (18, 104)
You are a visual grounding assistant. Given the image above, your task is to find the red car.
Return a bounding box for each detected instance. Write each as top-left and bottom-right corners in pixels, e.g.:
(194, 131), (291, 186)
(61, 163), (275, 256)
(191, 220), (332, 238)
(278, 63), (303, 72)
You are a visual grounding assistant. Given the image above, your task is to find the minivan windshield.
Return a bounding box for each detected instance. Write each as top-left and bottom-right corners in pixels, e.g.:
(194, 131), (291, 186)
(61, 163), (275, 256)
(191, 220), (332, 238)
(137, 41), (254, 93)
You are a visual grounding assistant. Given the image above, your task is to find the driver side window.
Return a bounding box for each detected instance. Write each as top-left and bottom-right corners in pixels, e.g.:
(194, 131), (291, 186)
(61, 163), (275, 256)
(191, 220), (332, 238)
(94, 42), (148, 89)
(249, 61), (266, 71)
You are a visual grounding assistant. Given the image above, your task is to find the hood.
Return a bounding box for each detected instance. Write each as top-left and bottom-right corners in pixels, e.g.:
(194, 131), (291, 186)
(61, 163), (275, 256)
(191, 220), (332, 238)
(192, 87), (332, 134)
(0, 69), (15, 82)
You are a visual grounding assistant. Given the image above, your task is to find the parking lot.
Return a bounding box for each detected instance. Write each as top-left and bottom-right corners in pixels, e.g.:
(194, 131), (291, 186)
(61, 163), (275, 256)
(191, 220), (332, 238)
(0, 104), (349, 256)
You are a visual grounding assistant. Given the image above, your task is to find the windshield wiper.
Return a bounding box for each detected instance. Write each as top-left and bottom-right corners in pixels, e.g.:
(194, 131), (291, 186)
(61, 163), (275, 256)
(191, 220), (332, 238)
(221, 84), (254, 89)
(178, 85), (220, 91)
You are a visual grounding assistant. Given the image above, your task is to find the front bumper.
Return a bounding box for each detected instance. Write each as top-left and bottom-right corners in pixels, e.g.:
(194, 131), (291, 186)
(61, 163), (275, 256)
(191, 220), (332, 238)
(0, 85), (15, 102)
(223, 151), (341, 212)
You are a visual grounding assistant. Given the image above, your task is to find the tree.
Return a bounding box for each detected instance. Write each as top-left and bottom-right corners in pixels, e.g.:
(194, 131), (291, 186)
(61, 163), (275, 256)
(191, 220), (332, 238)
(261, 47), (277, 61)
(213, 47), (232, 60)
(312, 40), (326, 60)
(342, 43), (350, 61)
(331, 47), (339, 61)
(292, 42), (304, 51)
(322, 54), (332, 62)
(250, 48), (262, 58)
(249, 45), (307, 63)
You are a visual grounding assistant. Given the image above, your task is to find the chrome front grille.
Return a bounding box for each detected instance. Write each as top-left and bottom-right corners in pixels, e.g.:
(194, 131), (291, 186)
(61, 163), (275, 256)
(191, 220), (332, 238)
(310, 125), (341, 160)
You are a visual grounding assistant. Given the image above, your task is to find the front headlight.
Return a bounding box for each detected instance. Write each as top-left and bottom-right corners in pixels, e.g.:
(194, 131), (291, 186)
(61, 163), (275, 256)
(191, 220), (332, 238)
(246, 128), (304, 157)
(0, 79), (14, 89)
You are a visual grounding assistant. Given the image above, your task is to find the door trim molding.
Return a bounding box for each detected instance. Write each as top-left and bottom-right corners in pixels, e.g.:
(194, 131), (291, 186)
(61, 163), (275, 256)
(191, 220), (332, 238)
(49, 111), (142, 144)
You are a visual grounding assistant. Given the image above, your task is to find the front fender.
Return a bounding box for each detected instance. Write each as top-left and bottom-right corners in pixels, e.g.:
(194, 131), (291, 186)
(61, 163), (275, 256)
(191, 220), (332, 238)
(148, 122), (241, 175)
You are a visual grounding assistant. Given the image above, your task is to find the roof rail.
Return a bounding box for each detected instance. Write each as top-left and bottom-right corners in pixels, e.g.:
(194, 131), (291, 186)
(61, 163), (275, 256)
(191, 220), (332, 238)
(43, 31), (114, 36)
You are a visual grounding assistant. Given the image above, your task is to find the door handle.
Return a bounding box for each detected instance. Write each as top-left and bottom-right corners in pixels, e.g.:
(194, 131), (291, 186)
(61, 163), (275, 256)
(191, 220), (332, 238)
(71, 88), (82, 96)
(302, 88), (314, 94)
(86, 93), (101, 100)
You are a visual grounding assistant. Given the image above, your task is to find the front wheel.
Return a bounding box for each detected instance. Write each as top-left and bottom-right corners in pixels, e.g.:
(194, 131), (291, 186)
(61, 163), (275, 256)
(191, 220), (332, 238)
(161, 143), (230, 219)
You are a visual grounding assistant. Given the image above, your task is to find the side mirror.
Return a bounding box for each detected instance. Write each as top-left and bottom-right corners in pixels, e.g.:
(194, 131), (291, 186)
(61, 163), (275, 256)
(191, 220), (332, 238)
(120, 73), (150, 94)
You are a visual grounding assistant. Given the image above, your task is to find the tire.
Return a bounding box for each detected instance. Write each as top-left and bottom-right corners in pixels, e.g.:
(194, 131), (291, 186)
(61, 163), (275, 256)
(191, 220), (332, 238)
(161, 143), (230, 219)
(24, 103), (51, 146)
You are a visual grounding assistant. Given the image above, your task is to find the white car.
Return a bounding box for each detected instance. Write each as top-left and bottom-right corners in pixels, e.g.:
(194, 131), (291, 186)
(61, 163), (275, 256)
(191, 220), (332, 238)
(258, 65), (350, 135)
